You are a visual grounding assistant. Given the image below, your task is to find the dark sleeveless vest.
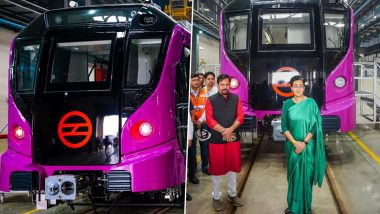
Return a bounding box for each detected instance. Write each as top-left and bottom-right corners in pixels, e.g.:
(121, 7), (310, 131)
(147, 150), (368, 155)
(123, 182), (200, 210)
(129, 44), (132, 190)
(208, 93), (241, 144)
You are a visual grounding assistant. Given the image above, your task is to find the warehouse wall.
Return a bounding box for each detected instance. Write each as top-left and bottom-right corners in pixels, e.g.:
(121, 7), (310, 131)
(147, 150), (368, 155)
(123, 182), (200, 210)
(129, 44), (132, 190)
(0, 28), (17, 133)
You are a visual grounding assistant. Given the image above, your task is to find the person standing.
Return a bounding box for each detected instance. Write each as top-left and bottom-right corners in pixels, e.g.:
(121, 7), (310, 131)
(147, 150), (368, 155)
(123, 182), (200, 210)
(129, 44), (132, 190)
(281, 75), (326, 214)
(187, 103), (195, 201)
(205, 74), (244, 211)
(196, 72), (218, 175)
(190, 73), (209, 177)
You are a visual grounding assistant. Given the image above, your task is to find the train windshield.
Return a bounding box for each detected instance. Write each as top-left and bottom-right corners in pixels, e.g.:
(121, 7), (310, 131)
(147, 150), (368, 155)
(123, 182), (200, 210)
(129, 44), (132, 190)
(13, 41), (41, 94)
(47, 39), (113, 91)
(259, 11), (314, 51)
(125, 38), (163, 87)
(227, 15), (249, 50)
(324, 13), (346, 49)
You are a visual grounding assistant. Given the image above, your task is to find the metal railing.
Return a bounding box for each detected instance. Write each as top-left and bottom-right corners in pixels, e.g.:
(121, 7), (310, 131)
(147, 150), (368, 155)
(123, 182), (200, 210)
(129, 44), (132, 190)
(354, 61), (380, 123)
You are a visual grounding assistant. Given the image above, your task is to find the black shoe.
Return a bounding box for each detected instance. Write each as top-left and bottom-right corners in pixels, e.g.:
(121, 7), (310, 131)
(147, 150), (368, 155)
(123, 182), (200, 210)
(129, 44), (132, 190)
(284, 208), (292, 214)
(186, 193), (192, 201)
(189, 177), (200, 184)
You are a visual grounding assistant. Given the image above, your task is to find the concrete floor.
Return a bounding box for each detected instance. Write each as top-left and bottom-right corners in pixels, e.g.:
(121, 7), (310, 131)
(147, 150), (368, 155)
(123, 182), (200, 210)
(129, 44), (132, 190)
(325, 124), (380, 214)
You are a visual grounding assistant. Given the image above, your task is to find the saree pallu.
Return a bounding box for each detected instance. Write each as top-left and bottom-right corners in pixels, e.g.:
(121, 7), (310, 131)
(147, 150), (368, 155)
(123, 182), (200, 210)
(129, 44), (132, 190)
(285, 98), (326, 214)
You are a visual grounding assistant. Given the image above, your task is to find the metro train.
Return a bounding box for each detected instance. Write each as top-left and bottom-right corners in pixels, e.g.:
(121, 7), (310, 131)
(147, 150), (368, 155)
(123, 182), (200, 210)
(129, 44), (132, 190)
(0, 3), (190, 208)
(220, 0), (355, 136)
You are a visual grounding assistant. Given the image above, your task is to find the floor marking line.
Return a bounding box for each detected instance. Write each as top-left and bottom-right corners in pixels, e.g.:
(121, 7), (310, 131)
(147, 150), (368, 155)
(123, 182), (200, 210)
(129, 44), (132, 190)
(23, 209), (38, 214)
(347, 131), (380, 165)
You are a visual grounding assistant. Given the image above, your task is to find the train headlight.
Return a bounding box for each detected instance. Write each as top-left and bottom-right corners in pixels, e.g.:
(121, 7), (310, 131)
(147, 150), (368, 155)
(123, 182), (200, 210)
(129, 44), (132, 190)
(139, 122), (153, 137)
(230, 78), (239, 89)
(334, 76), (346, 88)
(13, 125), (24, 140)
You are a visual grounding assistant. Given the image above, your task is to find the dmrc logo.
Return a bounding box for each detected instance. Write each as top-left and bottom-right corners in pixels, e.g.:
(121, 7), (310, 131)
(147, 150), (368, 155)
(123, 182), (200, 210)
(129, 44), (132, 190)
(271, 66), (300, 97)
(58, 111), (93, 149)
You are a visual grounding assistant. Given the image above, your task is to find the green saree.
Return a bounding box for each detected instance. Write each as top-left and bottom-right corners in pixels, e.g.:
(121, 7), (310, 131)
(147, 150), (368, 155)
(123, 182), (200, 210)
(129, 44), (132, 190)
(281, 98), (326, 214)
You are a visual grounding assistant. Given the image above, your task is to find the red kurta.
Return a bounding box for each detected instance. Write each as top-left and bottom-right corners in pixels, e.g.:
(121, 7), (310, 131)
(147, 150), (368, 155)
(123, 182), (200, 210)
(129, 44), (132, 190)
(205, 95), (244, 176)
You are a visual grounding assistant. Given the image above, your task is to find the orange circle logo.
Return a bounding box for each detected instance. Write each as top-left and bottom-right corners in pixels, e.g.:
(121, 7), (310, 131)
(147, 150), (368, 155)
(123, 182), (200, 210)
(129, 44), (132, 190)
(271, 66), (299, 97)
(58, 111), (92, 149)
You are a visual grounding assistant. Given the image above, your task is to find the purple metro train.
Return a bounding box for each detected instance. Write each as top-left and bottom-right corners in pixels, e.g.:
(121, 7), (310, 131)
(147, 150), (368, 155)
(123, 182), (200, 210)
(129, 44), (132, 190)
(220, 0), (355, 135)
(0, 3), (190, 207)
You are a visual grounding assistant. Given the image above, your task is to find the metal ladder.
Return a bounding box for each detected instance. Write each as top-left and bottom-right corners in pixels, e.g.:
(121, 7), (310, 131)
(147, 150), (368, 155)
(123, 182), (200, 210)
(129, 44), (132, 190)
(354, 61), (380, 123)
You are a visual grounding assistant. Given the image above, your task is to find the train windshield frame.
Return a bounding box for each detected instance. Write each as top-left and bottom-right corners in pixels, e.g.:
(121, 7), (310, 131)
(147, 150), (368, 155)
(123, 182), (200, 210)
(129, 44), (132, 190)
(258, 8), (315, 52)
(46, 35), (116, 92)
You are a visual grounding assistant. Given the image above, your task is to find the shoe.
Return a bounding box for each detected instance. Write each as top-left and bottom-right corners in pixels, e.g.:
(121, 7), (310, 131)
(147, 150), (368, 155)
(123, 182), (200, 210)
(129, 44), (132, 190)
(189, 176), (199, 184)
(213, 199), (223, 211)
(284, 208), (292, 214)
(227, 195), (243, 207)
(186, 193), (192, 201)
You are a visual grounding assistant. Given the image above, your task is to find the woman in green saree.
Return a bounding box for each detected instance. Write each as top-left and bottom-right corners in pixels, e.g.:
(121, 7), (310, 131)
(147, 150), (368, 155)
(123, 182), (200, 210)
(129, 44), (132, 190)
(281, 75), (326, 214)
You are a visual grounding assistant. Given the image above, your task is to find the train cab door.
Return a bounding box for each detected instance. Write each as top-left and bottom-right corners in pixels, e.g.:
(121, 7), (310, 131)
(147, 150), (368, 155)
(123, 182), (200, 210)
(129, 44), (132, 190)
(175, 47), (190, 154)
(33, 33), (124, 166)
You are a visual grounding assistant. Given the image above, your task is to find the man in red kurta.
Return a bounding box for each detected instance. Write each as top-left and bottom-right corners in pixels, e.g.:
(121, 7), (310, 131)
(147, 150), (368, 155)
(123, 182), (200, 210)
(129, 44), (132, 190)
(205, 74), (244, 211)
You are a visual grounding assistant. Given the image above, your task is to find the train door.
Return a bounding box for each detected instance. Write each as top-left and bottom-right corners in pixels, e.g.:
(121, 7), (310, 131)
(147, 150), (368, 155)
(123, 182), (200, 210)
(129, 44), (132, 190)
(33, 34), (122, 165)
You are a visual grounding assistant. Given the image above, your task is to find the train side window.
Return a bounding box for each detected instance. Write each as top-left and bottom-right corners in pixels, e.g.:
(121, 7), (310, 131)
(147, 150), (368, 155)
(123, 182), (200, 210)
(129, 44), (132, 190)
(324, 13), (346, 49)
(227, 14), (248, 50)
(13, 42), (41, 93)
(125, 38), (163, 87)
(50, 40), (112, 83)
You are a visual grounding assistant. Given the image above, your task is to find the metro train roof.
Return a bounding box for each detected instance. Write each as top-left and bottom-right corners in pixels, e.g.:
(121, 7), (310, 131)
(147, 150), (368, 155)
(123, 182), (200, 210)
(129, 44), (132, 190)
(16, 3), (177, 39)
(224, 0), (350, 12)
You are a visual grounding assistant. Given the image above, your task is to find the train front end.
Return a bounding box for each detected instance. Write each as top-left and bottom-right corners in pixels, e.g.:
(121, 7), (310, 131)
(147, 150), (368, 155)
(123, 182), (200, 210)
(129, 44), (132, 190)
(220, 0), (355, 135)
(0, 4), (190, 206)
